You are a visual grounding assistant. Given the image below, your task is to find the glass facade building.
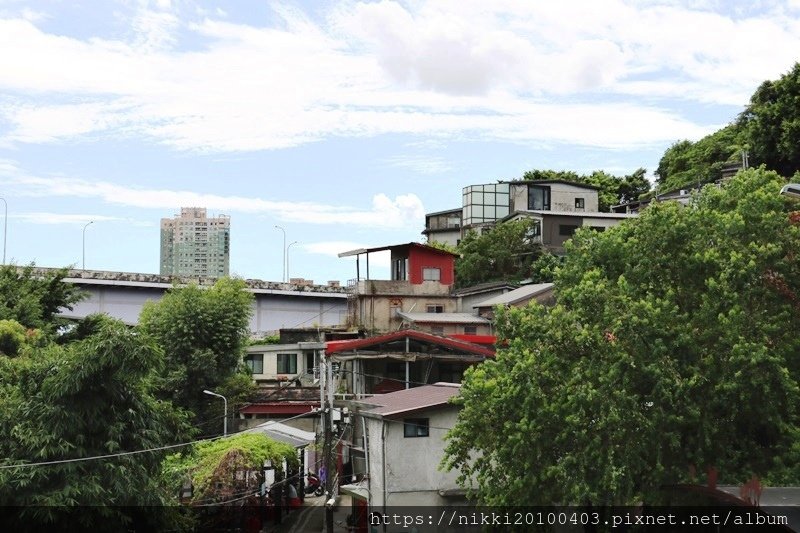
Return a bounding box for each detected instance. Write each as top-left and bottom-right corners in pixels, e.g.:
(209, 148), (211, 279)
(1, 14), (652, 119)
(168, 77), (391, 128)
(461, 182), (510, 227)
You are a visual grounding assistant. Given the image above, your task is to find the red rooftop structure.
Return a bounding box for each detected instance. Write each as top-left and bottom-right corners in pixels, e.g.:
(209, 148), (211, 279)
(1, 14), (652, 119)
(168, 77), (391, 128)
(339, 243), (461, 332)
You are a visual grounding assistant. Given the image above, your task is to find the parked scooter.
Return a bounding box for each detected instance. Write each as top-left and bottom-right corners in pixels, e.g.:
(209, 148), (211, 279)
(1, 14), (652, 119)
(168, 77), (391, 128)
(305, 472), (325, 497)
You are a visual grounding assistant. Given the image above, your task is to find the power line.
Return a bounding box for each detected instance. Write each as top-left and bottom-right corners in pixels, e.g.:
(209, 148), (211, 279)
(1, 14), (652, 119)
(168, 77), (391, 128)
(0, 410), (316, 470)
(0, 436), (224, 470)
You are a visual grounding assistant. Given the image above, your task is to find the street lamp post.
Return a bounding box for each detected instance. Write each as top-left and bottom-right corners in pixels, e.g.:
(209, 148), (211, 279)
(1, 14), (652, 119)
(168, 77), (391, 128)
(203, 389), (228, 436)
(0, 197), (6, 265)
(274, 225), (286, 282)
(287, 241), (298, 281)
(82, 221), (93, 270)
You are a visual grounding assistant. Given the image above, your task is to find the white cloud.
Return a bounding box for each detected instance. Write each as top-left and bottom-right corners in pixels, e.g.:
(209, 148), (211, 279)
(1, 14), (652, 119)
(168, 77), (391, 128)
(9, 212), (154, 226)
(303, 241), (392, 267)
(383, 154), (453, 174)
(303, 241), (370, 257)
(2, 166), (425, 229)
(0, 1), (797, 151)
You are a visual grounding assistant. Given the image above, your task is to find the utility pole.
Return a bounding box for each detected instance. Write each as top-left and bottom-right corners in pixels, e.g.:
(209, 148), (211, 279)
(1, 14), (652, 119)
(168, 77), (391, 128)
(322, 355), (335, 533)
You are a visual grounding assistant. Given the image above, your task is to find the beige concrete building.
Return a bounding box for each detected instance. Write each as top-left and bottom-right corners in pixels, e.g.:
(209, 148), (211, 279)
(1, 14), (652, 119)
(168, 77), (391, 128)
(160, 207), (230, 277)
(340, 243), (460, 333)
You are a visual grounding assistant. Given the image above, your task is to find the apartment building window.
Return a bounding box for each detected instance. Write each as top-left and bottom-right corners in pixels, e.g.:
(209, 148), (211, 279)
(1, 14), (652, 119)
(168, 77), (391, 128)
(464, 325), (477, 334)
(422, 267), (441, 281)
(559, 224), (579, 236)
(575, 198), (585, 209)
(426, 304), (444, 313)
(404, 418), (430, 438)
(528, 185), (551, 211)
(277, 353), (297, 374)
(245, 354), (264, 375)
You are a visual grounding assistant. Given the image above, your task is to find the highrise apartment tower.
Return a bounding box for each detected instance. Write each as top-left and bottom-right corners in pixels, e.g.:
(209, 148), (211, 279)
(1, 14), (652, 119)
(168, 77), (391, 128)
(160, 207), (230, 277)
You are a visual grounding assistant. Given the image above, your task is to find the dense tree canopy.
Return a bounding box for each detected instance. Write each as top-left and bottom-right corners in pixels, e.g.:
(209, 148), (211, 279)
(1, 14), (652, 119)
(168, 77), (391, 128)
(139, 277), (255, 435)
(739, 62), (800, 179)
(656, 62), (800, 192)
(0, 315), (189, 528)
(521, 168), (651, 211)
(0, 265), (84, 336)
(655, 125), (742, 192)
(455, 219), (542, 287)
(444, 169), (800, 506)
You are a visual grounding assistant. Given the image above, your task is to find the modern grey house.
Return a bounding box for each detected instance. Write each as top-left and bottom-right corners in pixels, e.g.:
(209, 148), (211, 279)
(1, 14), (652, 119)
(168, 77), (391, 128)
(423, 179), (637, 253)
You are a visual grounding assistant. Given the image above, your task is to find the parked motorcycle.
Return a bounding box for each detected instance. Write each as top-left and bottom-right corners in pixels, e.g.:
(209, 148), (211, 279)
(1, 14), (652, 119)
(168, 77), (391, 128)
(305, 472), (325, 497)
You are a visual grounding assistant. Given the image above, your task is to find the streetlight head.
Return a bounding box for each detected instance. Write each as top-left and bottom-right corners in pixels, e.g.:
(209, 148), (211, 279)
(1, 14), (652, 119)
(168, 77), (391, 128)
(202, 389), (213, 395)
(780, 183), (800, 199)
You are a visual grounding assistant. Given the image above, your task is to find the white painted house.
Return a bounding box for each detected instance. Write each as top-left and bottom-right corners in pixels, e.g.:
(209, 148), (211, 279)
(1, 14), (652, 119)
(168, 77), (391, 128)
(342, 383), (467, 513)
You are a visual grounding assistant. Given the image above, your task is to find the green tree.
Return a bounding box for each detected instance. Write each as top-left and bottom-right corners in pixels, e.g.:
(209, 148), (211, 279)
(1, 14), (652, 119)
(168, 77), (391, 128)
(162, 432), (298, 504)
(139, 277), (256, 435)
(444, 168), (800, 505)
(0, 316), (189, 528)
(528, 252), (562, 284)
(739, 62), (800, 178)
(0, 319), (29, 356)
(654, 125), (742, 192)
(0, 264), (85, 336)
(455, 219), (542, 287)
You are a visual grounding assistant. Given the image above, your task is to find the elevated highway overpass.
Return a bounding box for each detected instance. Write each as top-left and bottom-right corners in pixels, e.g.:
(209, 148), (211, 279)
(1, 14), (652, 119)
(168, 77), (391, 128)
(36, 268), (348, 335)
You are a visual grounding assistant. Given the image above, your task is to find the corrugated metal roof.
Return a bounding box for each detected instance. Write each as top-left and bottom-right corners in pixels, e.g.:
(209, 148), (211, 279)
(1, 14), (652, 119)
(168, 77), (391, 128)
(355, 383), (461, 418)
(246, 421), (315, 448)
(397, 311), (490, 324)
(473, 283), (554, 308)
(325, 329), (495, 357)
(338, 242), (460, 258)
(451, 281), (518, 296)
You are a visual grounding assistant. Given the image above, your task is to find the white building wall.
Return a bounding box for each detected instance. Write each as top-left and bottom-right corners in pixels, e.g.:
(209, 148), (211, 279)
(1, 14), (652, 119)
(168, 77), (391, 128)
(364, 407), (462, 508)
(510, 182), (600, 213)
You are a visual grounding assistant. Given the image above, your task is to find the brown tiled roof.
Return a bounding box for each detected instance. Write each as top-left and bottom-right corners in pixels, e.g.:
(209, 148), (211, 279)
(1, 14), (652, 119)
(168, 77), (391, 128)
(354, 383), (461, 418)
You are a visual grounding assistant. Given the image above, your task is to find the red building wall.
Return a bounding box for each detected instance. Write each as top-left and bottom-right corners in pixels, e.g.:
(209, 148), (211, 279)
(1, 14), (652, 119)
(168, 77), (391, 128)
(408, 245), (455, 285)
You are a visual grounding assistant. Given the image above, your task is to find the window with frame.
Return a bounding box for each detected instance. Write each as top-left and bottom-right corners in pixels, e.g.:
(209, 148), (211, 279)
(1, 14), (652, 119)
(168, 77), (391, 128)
(528, 185), (551, 211)
(426, 304), (444, 313)
(431, 326), (444, 335)
(404, 418), (430, 438)
(575, 197), (585, 209)
(438, 362), (463, 383)
(559, 224), (579, 236)
(305, 352), (316, 375)
(422, 267), (441, 281)
(464, 325), (477, 335)
(245, 354), (264, 375)
(277, 353), (297, 374)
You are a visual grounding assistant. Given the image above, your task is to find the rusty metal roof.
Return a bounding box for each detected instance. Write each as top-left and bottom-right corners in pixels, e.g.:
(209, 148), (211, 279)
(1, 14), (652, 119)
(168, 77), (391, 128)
(354, 382), (461, 418)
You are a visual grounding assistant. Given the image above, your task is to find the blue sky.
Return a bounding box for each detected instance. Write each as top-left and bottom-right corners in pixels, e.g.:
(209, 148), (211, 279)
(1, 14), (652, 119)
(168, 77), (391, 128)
(1, 0), (799, 284)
